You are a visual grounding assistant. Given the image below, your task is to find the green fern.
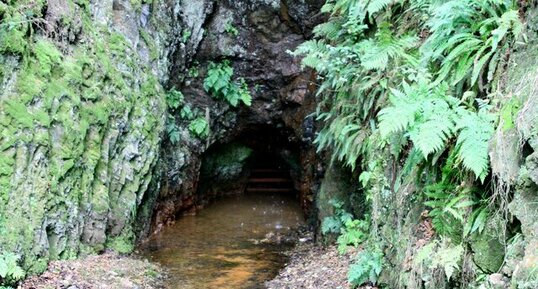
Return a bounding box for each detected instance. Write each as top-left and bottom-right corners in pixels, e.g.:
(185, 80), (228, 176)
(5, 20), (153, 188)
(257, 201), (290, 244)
(455, 104), (495, 182)
(0, 252), (25, 286)
(348, 249), (383, 286)
(203, 60), (252, 107)
(166, 89), (184, 110)
(189, 117), (210, 139)
(423, 0), (522, 88)
(358, 22), (418, 70)
(313, 20), (344, 41)
(378, 77), (494, 180)
(337, 218), (370, 253)
(166, 116), (181, 144)
(367, 0), (393, 15)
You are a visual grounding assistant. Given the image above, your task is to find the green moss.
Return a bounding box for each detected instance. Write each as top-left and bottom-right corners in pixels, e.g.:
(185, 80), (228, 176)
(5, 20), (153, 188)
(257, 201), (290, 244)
(139, 30), (158, 60)
(33, 40), (63, 77)
(106, 231), (135, 254)
(3, 100), (34, 128)
(470, 217), (505, 273)
(0, 0), (167, 279)
(0, 27), (28, 54)
(500, 97), (522, 131)
(202, 143), (253, 178)
(0, 0), (164, 273)
(0, 0), (47, 55)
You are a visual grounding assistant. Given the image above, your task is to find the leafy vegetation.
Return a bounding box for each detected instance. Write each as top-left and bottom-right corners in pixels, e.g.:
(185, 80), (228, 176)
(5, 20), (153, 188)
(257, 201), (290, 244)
(296, 0), (525, 286)
(224, 22), (239, 37)
(189, 117), (210, 139)
(321, 199), (353, 235)
(203, 60), (252, 107)
(166, 116), (181, 144)
(321, 200), (370, 254)
(0, 252), (25, 286)
(348, 249), (383, 287)
(165, 88), (211, 142)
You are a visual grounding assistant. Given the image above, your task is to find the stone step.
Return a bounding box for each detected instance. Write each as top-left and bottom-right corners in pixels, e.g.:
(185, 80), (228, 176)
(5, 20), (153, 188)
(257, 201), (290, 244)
(245, 188), (294, 193)
(251, 169), (283, 173)
(248, 178), (292, 183)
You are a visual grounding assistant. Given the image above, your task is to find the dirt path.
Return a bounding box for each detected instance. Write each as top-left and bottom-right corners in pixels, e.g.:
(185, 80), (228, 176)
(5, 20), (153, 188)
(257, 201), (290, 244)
(266, 242), (356, 289)
(19, 241), (370, 289)
(20, 252), (166, 289)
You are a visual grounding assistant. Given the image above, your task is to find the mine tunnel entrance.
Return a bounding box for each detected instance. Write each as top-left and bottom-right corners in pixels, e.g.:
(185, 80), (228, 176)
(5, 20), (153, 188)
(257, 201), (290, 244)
(195, 124), (304, 210)
(140, 126), (310, 288)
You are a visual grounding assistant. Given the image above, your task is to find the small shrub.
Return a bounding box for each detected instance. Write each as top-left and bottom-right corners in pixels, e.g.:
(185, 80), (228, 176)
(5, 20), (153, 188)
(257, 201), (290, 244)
(203, 60), (252, 107)
(348, 249), (383, 287)
(224, 22), (239, 37)
(0, 252), (25, 286)
(189, 117), (210, 139)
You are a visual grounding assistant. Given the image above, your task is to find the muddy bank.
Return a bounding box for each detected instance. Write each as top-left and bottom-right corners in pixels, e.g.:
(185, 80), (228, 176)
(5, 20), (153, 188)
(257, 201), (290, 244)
(19, 253), (166, 289)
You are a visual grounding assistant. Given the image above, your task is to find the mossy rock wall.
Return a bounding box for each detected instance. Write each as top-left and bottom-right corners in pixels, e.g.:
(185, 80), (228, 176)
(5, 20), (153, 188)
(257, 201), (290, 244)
(501, 29), (538, 288)
(0, 0), (179, 274)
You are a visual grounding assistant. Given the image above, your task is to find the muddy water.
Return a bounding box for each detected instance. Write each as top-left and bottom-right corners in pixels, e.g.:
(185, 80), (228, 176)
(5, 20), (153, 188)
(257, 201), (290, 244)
(139, 192), (305, 289)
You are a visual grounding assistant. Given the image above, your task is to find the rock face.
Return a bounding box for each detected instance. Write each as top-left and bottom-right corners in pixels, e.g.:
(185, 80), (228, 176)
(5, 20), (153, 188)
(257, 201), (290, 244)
(0, 0), (176, 273)
(0, 0), (323, 275)
(501, 38), (538, 288)
(153, 0), (324, 230)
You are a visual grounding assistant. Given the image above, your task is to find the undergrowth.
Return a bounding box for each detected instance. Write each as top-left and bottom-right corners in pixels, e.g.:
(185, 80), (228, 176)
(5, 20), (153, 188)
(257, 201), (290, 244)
(300, 0), (525, 287)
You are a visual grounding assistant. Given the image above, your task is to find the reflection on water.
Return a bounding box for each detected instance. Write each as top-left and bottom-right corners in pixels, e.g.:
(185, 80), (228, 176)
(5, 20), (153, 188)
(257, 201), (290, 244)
(138, 192), (305, 289)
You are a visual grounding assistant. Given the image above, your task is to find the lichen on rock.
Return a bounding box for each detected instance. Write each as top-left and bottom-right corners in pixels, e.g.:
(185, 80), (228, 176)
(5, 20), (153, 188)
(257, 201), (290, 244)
(0, 0), (171, 274)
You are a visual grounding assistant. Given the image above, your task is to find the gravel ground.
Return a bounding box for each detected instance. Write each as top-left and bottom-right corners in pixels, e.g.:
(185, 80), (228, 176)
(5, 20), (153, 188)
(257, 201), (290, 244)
(19, 252), (166, 289)
(266, 242), (358, 289)
(18, 240), (375, 289)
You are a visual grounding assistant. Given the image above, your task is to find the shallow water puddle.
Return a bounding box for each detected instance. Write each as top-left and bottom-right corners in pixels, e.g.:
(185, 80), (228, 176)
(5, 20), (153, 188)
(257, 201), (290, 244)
(138, 192), (305, 289)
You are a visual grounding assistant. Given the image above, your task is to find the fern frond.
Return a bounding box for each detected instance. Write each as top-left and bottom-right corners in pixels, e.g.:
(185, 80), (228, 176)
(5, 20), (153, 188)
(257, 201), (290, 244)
(455, 107), (495, 182)
(367, 0), (393, 15)
(359, 23), (418, 70)
(409, 101), (455, 157)
(314, 20), (344, 40)
(294, 40), (330, 70)
(378, 90), (418, 137)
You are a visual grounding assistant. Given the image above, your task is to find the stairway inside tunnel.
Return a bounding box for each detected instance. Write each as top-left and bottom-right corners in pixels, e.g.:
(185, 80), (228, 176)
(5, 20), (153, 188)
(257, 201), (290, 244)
(196, 124), (303, 205)
(246, 157), (295, 194)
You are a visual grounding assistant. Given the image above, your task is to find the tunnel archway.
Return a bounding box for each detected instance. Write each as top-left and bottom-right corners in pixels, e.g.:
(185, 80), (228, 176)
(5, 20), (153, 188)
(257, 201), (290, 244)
(147, 0), (324, 238)
(195, 124), (305, 213)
